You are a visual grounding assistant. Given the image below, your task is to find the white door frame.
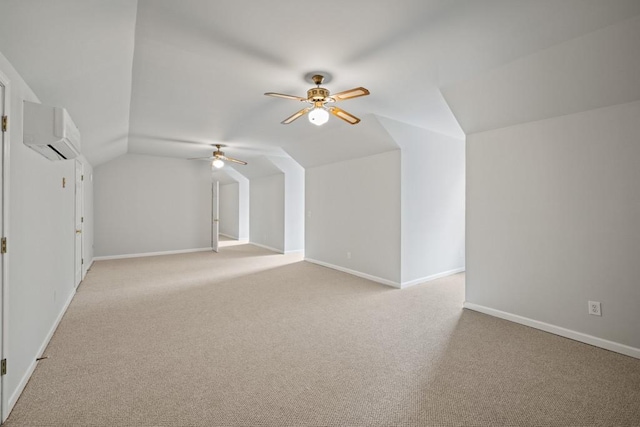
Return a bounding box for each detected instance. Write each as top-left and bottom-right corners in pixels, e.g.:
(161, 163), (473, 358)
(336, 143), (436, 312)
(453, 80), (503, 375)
(0, 69), (11, 423)
(74, 160), (83, 287)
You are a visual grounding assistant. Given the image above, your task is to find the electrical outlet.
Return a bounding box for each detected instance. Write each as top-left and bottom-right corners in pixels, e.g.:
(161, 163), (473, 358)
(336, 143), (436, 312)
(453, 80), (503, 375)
(588, 301), (601, 316)
(347, 251), (351, 259)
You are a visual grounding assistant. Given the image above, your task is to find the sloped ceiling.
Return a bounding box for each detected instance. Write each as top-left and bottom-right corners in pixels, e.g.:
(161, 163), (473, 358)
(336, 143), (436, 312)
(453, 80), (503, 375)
(0, 0), (137, 166)
(284, 114), (399, 169)
(442, 15), (640, 135)
(1, 0), (640, 170)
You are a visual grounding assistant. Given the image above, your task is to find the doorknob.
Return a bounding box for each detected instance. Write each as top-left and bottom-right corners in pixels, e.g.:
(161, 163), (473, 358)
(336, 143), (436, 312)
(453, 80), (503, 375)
(76, 229), (82, 234)
(213, 219), (219, 222)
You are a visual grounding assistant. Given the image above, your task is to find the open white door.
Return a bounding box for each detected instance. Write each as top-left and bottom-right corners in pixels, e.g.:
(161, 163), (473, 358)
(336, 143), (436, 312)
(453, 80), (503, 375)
(0, 71), (9, 422)
(212, 180), (219, 252)
(74, 160), (83, 287)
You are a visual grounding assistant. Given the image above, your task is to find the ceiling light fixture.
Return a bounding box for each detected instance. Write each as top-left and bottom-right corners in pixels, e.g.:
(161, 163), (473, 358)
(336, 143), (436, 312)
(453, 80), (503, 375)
(265, 73), (369, 126)
(308, 107), (329, 126)
(189, 144), (248, 166)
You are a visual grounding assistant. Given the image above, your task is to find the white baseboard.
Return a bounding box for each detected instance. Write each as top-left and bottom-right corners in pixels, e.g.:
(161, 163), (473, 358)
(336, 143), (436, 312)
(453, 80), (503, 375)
(221, 238), (249, 244)
(401, 267), (466, 288)
(244, 243), (301, 255)
(82, 258), (94, 280)
(8, 287), (77, 416)
(219, 233), (238, 239)
(249, 242), (283, 254)
(463, 302), (640, 360)
(93, 247), (212, 261)
(304, 258), (401, 288)
(284, 249), (304, 255)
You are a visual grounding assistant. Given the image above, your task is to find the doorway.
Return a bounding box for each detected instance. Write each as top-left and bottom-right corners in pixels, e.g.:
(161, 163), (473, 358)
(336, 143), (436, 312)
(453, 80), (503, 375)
(212, 180), (219, 252)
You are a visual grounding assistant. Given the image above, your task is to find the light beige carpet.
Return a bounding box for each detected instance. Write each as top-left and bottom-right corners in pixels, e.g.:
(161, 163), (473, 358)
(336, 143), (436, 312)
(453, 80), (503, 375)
(5, 244), (640, 426)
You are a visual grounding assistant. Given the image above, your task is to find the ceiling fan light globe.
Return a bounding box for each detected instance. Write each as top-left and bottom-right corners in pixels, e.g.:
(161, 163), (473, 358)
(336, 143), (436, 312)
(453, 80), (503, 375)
(212, 159), (225, 169)
(308, 107), (329, 126)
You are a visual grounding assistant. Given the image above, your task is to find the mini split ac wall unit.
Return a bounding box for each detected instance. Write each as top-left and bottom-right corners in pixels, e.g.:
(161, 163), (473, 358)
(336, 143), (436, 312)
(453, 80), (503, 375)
(23, 101), (81, 161)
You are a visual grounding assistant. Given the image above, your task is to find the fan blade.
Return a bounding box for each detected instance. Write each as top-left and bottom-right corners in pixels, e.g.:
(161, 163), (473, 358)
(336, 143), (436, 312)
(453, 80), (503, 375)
(329, 87), (370, 102)
(329, 107), (361, 125)
(282, 107), (312, 124)
(218, 156), (247, 165)
(264, 92), (307, 102)
(188, 156), (213, 160)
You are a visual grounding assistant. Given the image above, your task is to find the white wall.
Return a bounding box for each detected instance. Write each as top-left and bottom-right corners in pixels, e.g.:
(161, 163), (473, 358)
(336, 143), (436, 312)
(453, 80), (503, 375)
(238, 176), (249, 241)
(249, 173), (284, 252)
(466, 100), (640, 353)
(219, 167), (249, 241)
(1, 52), (94, 419)
(219, 182), (239, 238)
(269, 156), (304, 253)
(284, 164), (304, 253)
(378, 118), (466, 286)
(94, 154), (212, 257)
(305, 150), (402, 285)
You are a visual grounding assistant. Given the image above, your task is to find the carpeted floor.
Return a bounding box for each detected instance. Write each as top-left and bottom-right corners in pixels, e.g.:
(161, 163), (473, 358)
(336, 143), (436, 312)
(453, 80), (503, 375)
(5, 244), (640, 426)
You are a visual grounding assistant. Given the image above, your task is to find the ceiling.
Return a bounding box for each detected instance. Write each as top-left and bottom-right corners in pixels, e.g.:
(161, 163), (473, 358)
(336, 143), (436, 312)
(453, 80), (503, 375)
(1, 0), (640, 174)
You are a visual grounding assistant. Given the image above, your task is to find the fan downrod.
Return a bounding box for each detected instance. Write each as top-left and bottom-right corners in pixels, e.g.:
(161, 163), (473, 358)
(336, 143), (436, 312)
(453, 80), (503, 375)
(311, 74), (325, 86)
(304, 71), (332, 85)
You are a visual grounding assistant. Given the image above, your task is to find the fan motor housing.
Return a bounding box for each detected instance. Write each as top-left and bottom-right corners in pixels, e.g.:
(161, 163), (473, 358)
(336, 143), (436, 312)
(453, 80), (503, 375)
(308, 87), (329, 101)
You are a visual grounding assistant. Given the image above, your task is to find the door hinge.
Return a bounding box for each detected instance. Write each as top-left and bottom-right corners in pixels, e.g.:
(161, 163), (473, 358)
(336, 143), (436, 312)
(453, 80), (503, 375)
(1, 115), (7, 132)
(82, 258), (84, 265)
(81, 174), (84, 181)
(81, 216), (84, 223)
(1, 359), (6, 375)
(1, 237), (6, 254)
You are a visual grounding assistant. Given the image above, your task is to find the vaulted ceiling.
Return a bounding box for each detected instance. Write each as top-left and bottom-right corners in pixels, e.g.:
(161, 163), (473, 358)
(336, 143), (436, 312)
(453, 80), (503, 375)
(1, 0), (639, 174)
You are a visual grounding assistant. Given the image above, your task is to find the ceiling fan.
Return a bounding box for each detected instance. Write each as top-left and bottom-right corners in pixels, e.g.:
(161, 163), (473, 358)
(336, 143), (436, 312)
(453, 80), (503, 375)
(265, 74), (370, 126)
(189, 144), (248, 169)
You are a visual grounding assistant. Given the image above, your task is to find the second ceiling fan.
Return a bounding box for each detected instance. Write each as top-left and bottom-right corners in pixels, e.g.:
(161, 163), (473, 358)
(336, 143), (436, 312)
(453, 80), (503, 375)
(265, 74), (369, 126)
(189, 144), (247, 169)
